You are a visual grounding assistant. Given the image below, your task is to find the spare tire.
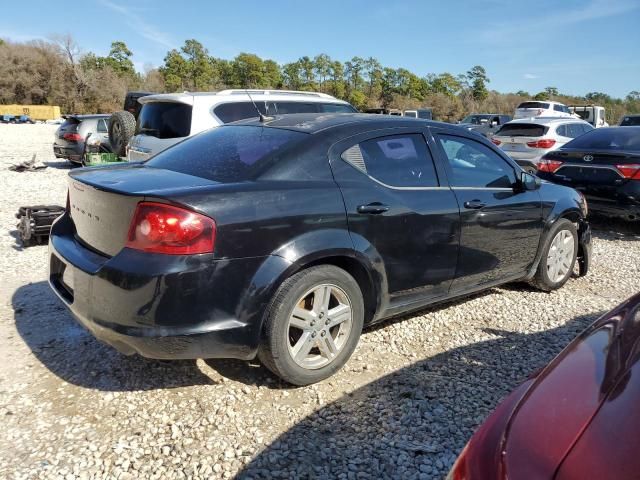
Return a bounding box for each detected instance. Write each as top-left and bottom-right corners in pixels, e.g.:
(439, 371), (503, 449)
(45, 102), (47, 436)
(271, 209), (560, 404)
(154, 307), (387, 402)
(108, 110), (136, 157)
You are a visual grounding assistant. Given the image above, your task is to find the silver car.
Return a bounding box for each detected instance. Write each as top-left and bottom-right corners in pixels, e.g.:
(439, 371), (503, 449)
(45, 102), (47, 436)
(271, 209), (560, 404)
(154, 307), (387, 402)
(491, 117), (593, 172)
(53, 114), (111, 164)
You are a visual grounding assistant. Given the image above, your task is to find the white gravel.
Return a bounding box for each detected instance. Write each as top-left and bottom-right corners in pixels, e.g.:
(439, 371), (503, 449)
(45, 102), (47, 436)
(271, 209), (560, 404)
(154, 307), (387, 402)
(0, 124), (638, 480)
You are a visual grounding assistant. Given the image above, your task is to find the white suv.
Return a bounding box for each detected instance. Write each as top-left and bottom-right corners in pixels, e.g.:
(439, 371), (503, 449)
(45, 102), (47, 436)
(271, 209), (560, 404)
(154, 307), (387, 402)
(127, 90), (357, 161)
(491, 117), (594, 171)
(514, 101), (574, 119)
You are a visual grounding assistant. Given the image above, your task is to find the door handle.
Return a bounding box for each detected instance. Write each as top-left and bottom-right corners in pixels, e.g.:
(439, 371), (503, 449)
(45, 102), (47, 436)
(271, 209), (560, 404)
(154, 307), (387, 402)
(357, 203), (390, 214)
(463, 200), (486, 209)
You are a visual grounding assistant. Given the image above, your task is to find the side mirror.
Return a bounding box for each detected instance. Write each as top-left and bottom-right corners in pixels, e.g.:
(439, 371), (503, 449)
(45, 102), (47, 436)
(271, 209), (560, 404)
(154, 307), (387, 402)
(520, 171), (541, 191)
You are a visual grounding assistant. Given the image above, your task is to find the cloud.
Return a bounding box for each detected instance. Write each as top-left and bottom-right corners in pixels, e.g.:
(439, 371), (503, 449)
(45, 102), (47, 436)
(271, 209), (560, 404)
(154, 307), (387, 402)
(523, 73), (539, 79)
(98, 0), (175, 50)
(481, 0), (640, 43)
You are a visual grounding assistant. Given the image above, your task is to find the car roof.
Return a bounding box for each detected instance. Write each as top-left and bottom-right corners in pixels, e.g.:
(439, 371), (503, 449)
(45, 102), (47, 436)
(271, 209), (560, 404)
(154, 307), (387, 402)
(517, 100), (566, 106)
(139, 89), (349, 105)
(64, 114), (110, 120)
(230, 112), (443, 134)
(503, 116), (588, 125)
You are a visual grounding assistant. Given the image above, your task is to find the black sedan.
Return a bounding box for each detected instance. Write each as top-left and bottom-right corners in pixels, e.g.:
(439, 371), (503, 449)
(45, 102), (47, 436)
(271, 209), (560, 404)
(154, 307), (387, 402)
(537, 126), (640, 221)
(49, 114), (591, 385)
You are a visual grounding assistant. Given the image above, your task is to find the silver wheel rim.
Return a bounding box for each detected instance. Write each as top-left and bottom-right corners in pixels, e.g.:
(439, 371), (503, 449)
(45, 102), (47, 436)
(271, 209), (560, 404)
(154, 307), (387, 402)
(286, 284), (353, 370)
(546, 229), (575, 283)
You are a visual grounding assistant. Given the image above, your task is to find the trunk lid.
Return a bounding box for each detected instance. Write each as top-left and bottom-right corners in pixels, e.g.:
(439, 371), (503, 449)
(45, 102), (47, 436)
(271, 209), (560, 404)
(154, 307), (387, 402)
(550, 149), (640, 187)
(68, 165), (218, 256)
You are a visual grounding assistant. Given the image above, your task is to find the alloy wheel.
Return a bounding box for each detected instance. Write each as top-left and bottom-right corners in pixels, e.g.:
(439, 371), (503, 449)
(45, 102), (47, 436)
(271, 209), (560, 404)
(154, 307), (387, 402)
(286, 284), (353, 370)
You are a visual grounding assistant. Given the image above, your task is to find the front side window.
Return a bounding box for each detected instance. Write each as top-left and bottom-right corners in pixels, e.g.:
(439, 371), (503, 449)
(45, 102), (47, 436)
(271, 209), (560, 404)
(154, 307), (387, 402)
(342, 134), (438, 187)
(437, 135), (516, 188)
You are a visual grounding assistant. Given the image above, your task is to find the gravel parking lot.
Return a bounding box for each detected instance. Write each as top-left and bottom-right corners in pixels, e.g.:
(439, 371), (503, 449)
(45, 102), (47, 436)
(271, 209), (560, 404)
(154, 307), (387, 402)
(0, 124), (638, 480)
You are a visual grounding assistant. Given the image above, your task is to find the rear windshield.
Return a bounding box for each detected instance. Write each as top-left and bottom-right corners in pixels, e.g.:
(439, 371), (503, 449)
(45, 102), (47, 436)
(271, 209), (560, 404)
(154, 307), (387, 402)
(495, 123), (547, 137)
(214, 101), (356, 123)
(563, 128), (640, 152)
(137, 102), (192, 139)
(620, 116), (640, 126)
(517, 102), (550, 109)
(60, 118), (80, 131)
(146, 125), (307, 182)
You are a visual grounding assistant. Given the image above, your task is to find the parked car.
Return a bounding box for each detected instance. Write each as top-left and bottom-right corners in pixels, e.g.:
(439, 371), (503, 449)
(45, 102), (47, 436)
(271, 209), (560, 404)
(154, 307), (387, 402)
(458, 114), (512, 138)
(514, 101), (573, 119)
(53, 114), (111, 164)
(49, 114), (591, 385)
(403, 109), (433, 120)
(447, 292), (640, 480)
(1, 114), (16, 123)
(537, 126), (640, 221)
(491, 117), (594, 172)
(620, 114), (640, 126)
(569, 105), (608, 128)
(126, 90), (357, 162)
(108, 91), (155, 157)
(15, 114), (35, 124)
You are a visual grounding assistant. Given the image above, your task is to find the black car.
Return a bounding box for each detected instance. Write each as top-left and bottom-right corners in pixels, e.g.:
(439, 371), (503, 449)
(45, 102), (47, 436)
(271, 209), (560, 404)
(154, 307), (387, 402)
(537, 126), (640, 221)
(620, 114), (640, 126)
(48, 114), (591, 385)
(458, 113), (512, 138)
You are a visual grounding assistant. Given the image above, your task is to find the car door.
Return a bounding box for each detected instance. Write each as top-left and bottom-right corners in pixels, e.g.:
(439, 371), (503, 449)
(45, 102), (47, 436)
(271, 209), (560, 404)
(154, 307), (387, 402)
(329, 127), (460, 308)
(432, 129), (543, 292)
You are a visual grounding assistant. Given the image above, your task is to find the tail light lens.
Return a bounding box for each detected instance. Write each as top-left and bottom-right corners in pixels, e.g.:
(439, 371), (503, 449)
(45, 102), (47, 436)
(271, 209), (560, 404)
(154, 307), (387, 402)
(126, 202), (216, 255)
(616, 164), (640, 179)
(526, 139), (556, 149)
(538, 159), (564, 173)
(63, 132), (82, 142)
(491, 138), (502, 146)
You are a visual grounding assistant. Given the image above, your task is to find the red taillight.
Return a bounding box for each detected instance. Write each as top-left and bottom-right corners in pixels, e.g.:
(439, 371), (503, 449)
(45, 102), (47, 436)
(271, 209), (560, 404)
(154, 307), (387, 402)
(526, 139), (556, 149)
(491, 138), (502, 146)
(126, 202), (216, 255)
(538, 159), (564, 173)
(616, 163), (640, 179)
(63, 132), (82, 142)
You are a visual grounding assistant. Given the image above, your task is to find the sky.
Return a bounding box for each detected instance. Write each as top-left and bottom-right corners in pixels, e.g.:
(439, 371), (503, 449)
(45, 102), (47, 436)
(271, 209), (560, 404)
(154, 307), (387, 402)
(1, 0), (639, 98)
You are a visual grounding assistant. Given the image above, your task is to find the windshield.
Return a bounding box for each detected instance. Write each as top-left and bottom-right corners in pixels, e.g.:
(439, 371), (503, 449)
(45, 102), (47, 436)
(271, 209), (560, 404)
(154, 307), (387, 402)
(461, 115), (492, 125)
(147, 125), (308, 182)
(517, 102), (550, 110)
(620, 116), (640, 126)
(136, 102), (193, 139)
(495, 123), (547, 137)
(563, 127), (640, 152)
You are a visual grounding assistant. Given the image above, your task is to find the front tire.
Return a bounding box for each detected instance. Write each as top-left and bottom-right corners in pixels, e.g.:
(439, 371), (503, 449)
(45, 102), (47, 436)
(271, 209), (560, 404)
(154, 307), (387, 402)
(258, 265), (364, 386)
(530, 218), (578, 291)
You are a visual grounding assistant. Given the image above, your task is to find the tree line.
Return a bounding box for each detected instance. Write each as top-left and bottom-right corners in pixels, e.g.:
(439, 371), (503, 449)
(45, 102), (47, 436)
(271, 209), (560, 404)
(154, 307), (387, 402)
(1, 36), (638, 123)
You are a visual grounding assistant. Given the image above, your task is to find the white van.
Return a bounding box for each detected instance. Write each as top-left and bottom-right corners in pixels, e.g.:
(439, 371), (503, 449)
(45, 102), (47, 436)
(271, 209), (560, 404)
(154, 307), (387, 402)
(127, 90), (357, 161)
(514, 101), (573, 119)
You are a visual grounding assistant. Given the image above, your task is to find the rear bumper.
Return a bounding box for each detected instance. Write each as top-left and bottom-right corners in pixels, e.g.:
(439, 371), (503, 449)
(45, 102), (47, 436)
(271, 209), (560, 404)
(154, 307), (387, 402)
(53, 143), (82, 162)
(48, 213), (272, 360)
(585, 197), (640, 221)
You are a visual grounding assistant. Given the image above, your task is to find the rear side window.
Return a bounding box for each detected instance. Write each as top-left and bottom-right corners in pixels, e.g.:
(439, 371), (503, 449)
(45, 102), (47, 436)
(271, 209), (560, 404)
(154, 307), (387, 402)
(341, 134), (438, 187)
(437, 134), (515, 188)
(214, 102), (268, 123)
(496, 124), (547, 137)
(214, 101), (356, 123)
(563, 128), (640, 152)
(97, 119), (108, 133)
(518, 102), (550, 109)
(556, 125), (568, 137)
(319, 103), (357, 113)
(621, 116), (640, 126)
(553, 104), (569, 113)
(137, 102), (192, 139)
(146, 125), (307, 182)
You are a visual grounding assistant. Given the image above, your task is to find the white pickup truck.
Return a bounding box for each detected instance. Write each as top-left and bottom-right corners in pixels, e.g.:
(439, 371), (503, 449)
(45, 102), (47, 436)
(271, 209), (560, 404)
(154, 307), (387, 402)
(568, 105), (609, 128)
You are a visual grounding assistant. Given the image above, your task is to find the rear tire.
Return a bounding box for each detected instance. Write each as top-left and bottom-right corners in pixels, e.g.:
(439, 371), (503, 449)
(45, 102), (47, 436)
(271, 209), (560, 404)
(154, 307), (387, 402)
(258, 265), (364, 386)
(530, 218), (578, 291)
(108, 111), (136, 157)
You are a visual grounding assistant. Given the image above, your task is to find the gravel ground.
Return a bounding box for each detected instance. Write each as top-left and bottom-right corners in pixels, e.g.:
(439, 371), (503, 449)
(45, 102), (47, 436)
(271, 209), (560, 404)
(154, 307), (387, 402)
(0, 124), (638, 480)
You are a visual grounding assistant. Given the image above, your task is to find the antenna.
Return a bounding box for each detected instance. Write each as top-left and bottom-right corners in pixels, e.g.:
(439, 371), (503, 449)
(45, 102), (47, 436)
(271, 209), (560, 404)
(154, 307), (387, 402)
(245, 89), (274, 123)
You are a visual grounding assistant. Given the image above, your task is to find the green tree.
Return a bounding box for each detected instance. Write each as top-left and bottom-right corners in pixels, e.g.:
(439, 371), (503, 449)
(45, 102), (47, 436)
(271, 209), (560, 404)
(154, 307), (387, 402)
(161, 49), (189, 91)
(544, 86), (559, 98)
(466, 65), (489, 101)
(181, 39), (214, 90)
(263, 59), (282, 88)
(104, 41), (135, 77)
(328, 61), (345, 99)
(428, 73), (462, 97)
(232, 53), (265, 88)
(313, 54), (331, 90)
(282, 61), (302, 90)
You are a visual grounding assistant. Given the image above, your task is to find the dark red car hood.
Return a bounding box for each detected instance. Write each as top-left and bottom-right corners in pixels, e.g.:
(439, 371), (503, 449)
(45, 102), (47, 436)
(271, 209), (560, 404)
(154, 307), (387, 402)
(502, 293), (640, 479)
